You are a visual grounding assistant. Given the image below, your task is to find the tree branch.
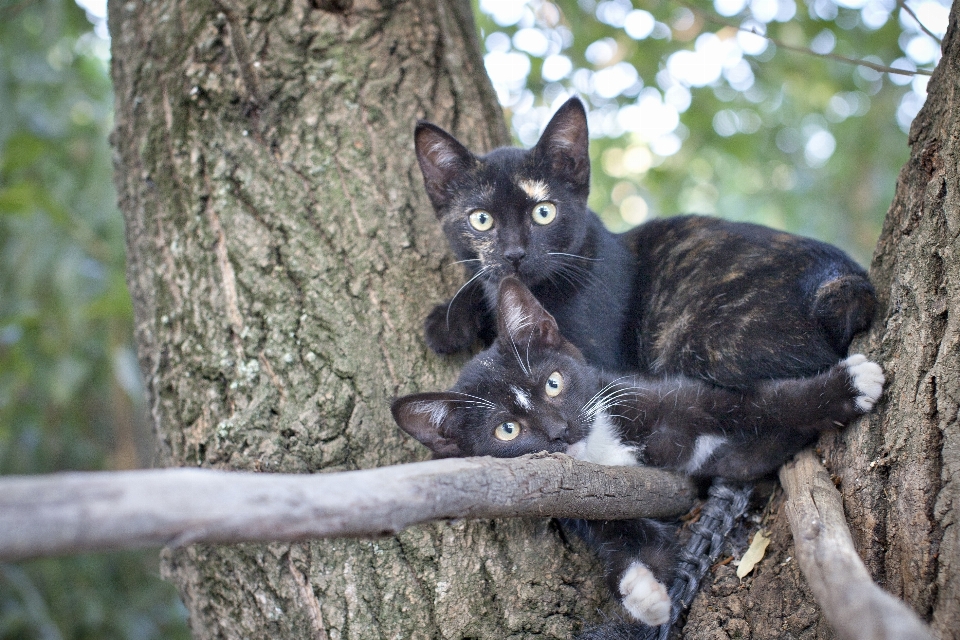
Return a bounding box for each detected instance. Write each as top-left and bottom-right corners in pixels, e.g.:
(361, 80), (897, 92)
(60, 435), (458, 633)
(0, 452), (696, 562)
(677, 0), (935, 77)
(898, 0), (943, 44)
(779, 450), (934, 640)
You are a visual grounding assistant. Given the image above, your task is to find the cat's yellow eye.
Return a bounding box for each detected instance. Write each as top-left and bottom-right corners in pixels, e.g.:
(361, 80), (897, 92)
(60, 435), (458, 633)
(531, 202), (557, 225)
(545, 371), (564, 397)
(469, 210), (494, 231)
(494, 421), (521, 441)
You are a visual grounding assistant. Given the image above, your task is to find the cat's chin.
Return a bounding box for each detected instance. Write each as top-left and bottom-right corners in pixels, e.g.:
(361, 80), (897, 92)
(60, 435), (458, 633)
(565, 440), (587, 459)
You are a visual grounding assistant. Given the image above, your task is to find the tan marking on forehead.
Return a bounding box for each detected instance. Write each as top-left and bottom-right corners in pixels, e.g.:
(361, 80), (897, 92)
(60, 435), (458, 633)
(518, 179), (550, 202)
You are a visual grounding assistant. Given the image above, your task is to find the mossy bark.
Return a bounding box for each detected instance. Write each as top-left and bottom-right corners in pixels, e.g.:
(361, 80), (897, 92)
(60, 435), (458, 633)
(110, 0), (610, 637)
(683, 3), (960, 639)
(112, 0), (960, 637)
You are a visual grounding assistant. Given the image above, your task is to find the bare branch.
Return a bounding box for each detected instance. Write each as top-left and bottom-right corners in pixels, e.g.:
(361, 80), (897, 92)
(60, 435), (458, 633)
(0, 453), (696, 562)
(780, 450), (934, 640)
(898, 0), (943, 44)
(677, 0), (935, 77)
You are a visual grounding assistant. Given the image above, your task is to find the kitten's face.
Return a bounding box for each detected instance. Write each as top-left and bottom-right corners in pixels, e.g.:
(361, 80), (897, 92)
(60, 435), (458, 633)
(392, 278), (601, 458)
(414, 98), (592, 289)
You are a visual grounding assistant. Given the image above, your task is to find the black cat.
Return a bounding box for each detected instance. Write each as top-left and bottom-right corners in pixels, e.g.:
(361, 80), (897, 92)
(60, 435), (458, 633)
(392, 278), (884, 626)
(414, 97), (875, 386)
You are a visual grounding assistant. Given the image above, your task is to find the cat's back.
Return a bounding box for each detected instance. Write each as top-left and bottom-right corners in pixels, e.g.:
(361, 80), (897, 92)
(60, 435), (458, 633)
(624, 215), (875, 388)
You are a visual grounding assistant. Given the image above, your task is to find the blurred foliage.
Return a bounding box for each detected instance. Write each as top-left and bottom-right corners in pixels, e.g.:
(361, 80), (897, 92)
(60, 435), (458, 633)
(0, 0), (947, 636)
(0, 0), (188, 637)
(475, 0), (947, 264)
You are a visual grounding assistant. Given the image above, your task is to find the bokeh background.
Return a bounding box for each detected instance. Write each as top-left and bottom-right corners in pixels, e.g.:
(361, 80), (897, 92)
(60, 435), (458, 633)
(0, 0), (946, 637)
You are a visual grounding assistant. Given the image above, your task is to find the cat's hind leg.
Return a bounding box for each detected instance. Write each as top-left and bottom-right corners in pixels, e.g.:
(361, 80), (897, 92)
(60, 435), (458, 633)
(563, 518), (678, 627)
(619, 561), (671, 625)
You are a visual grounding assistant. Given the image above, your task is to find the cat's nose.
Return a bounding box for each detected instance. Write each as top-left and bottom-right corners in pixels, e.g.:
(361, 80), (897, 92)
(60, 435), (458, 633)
(547, 422), (568, 441)
(504, 246), (526, 266)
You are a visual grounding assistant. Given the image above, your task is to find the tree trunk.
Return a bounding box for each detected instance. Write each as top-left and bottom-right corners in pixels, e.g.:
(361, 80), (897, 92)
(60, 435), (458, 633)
(682, 3), (960, 639)
(110, 0), (618, 637)
(111, 0), (960, 637)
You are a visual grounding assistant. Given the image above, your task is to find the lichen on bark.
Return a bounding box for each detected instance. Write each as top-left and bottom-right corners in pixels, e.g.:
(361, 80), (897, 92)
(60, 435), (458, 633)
(111, 0), (616, 637)
(112, 0), (960, 637)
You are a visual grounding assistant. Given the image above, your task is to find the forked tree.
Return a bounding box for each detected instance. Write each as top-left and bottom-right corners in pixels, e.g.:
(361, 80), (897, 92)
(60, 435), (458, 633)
(109, 0), (960, 637)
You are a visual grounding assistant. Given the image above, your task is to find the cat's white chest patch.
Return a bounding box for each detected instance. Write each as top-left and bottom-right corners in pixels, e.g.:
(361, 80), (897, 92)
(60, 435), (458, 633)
(683, 434), (726, 474)
(567, 413), (639, 467)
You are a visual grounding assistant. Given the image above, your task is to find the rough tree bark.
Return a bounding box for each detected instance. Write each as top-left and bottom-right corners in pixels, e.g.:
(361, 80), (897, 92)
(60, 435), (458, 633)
(110, 0), (619, 637)
(111, 0), (959, 638)
(682, 3), (960, 639)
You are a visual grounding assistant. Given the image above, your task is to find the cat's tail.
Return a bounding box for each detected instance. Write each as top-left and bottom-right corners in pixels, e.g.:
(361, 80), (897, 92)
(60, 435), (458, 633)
(576, 480), (753, 640)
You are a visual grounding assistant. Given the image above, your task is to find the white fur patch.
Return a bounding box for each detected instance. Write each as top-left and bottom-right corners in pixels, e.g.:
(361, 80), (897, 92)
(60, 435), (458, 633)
(619, 561), (671, 626)
(684, 434), (726, 474)
(413, 400), (448, 427)
(567, 413), (639, 466)
(518, 179), (550, 201)
(511, 386), (532, 410)
(843, 354), (885, 412)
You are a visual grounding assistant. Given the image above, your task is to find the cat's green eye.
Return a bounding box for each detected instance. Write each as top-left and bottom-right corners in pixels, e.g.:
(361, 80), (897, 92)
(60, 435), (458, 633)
(545, 371), (564, 397)
(494, 421), (520, 441)
(469, 210), (494, 231)
(531, 202), (557, 225)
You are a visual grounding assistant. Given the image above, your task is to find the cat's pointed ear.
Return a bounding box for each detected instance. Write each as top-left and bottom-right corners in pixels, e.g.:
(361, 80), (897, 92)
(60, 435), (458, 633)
(414, 122), (474, 211)
(496, 277), (564, 349)
(533, 98), (590, 195)
(391, 392), (463, 458)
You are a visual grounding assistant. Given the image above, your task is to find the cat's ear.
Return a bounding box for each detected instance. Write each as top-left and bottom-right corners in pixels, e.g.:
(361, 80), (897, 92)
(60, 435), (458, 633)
(414, 122), (474, 210)
(391, 392), (463, 458)
(533, 98), (590, 195)
(496, 277), (564, 349)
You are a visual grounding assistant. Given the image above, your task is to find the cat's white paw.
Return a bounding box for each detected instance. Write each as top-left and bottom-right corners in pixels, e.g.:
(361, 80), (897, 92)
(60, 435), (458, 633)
(843, 354), (885, 412)
(619, 561), (671, 626)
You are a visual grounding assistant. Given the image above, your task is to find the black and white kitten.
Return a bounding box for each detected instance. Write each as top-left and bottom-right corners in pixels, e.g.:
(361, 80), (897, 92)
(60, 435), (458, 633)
(414, 97), (876, 386)
(392, 277), (884, 625)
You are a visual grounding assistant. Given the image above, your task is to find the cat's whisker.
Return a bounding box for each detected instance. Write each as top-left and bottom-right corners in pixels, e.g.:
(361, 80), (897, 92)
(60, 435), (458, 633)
(448, 258), (482, 267)
(552, 268), (584, 293)
(580, 376), (636, 416)
(445, 266), (490, 330)
(448, 391), (498, 409)
(547, 254), (614, 297)
(446, 399), (492, 408)
(509, 336), (530, 377)
(588, 375), (634, 399)
(547, 251), (602, 262)
(581, 390), (643, 422)
(567, 264), (610, 295)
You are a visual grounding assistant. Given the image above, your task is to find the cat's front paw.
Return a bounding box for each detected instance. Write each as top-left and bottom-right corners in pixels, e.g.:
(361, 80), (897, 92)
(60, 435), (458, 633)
(843, 354), (885, 412)
(618, 561), (671, 627)
(424, 302), (478, 354)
